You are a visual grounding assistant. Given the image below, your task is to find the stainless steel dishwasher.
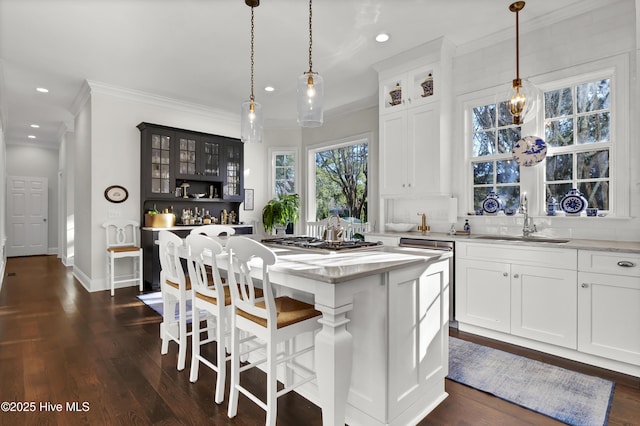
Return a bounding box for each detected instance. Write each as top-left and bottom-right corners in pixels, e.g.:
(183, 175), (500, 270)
(398, 238), (456, 328)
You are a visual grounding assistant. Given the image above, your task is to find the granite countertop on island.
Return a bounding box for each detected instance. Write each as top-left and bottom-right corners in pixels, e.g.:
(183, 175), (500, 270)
(266, 245), (451, 284)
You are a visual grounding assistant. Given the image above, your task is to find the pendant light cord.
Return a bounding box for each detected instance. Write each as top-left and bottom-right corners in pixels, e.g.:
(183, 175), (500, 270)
(250, 6), (255, 101)
(515, 8), (520, 82)
(308, 0), (313, 73)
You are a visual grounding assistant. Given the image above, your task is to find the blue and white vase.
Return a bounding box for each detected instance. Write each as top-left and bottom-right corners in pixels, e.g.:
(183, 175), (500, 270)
(546, 197), (558, 216)
(481, 191), (503, 216)
(560, 188), (588, 216)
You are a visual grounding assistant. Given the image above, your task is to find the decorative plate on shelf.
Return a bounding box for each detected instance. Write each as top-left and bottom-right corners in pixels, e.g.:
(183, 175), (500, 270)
(481, 191), (503, 216)
(560, 188), (588, 216)
(104, 185), (128, 203)
(512, 136), (547, 167)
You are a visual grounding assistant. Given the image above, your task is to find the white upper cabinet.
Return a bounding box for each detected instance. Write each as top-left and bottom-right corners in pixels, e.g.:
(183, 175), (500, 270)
(379, 64), (437, 115)
(374, 37), (454, 198)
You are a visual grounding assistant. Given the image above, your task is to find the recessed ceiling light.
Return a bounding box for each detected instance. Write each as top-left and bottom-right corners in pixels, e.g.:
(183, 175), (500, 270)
(375, 33), (390, 43)
(28, 135), (36, 139)
(30, 124), (40, 128)
(36, 87), (49, 93)
(264, 86), (275, 92)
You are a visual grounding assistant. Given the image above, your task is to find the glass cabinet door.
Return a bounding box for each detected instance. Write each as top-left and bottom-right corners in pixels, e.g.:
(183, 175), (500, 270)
(201, 139), (221, 177)
(225, 142), (242, 199)
(150, 133), (172, 194)
(178, 136), (197, 177)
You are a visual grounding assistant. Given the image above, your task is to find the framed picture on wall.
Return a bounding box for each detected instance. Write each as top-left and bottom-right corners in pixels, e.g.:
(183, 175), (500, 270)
(244, 188), (254, 211)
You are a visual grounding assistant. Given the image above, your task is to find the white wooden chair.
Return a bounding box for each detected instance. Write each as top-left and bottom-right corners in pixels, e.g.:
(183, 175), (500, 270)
(185, 234), (230, 403)
(102, 220), (143, 297)
(189, 224), (236, 238)
(226, 237), (322, 426)
(345, 222), (370, 239)
(158, 230), (192, 371)
(305, 218), (329, 238)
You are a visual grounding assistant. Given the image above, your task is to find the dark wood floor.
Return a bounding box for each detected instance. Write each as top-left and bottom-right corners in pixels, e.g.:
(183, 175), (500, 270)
(1, 255), (638, 426)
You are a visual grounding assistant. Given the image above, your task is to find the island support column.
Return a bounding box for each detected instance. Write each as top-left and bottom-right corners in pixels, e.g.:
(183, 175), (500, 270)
(314, 302), (354, 426)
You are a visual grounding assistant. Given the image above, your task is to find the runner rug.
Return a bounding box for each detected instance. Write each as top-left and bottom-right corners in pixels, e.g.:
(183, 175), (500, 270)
(448, 337), (615, 426)
(137, 292), (199, 323)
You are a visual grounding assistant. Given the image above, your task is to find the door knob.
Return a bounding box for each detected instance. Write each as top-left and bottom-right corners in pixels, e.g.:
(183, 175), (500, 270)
(513, 274), (519, 278)
(503, 272), (508, 277)
(581, 283), (589, 288)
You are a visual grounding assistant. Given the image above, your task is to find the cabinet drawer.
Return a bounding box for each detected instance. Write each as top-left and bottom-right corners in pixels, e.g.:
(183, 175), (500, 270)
(578, 250), (640, 277)
(456, 242), (577, 270)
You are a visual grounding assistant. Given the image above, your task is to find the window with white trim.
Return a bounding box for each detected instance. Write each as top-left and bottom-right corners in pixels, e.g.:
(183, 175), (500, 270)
(470, 101), (522, 210)
(270, 149), (297, 198)
(467, 57), (626, 218)
(543, 78), (611, 211)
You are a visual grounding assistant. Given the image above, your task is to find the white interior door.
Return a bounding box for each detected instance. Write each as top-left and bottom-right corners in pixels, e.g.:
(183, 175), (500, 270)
(7, 176), (48, 257)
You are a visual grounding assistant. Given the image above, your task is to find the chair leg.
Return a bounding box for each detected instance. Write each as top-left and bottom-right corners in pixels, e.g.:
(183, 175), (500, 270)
(227, 315), (240, 419)
(161, 294), (176, 355)
(138, 253), (144, 292)
(177, 295), (188, 371)
(189, 301), (200, 383)
(214, 314), (226, 404)
(266, 340), (278, 426)
(109, 256), (115, 297)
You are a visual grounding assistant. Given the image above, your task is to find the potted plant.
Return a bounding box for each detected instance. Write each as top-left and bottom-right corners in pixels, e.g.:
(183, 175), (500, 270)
(262, 193), (300, 235)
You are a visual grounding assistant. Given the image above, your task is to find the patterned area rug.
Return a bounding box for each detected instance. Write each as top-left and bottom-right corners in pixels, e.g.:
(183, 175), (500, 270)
(448, 337), (614, 426)
(137, 292), (199, 323)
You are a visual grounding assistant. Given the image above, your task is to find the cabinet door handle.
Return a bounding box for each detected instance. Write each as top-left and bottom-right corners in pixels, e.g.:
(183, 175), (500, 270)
(581, 283), (589, 288)
(513, 274), (519, 278)
(503, 272), (509, 277)
(407, 183), (411, 187)
(617, 260), (636, 267)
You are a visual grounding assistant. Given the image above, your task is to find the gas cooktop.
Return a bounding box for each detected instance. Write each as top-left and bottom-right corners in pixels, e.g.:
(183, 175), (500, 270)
(262, 236), (382, 251)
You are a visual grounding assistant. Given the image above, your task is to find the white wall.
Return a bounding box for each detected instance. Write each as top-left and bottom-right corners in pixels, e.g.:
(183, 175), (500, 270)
(74, 83), (240, 292)
(0, 120), (6, 290)
(73, 97), (93, 287)
(5, 144), (60, 254)
(243, 127), (302, 237)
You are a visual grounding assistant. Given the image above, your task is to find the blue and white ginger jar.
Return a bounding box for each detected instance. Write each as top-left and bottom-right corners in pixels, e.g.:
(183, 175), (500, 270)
(481, 191), (503, 216)
(560, 188), (587, 216)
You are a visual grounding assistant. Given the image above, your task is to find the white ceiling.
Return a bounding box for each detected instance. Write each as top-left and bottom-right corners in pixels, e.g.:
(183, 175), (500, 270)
(1, 0), (598, 148)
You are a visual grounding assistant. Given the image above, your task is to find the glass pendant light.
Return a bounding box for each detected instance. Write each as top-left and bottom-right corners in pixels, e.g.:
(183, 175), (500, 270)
(241, 0), (263, 143)
(297, 0), (324, 127)
(508, 1), (535, 125)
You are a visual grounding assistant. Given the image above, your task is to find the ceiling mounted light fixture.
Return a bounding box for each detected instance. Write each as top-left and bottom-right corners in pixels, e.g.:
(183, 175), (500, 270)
(508, 1), (535, 125)
(240, 0), (263, 143)
(297, 0), (324, 127)
(375, 33), (389, 43)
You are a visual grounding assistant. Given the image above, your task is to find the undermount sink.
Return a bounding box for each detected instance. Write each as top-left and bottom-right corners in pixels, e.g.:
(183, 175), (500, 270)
(471, 235), (570, 244)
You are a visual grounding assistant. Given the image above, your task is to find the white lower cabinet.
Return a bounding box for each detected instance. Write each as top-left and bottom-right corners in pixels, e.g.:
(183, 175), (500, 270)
(456, 242), (640, 376)
(577, 250), (640, 366)
(510, 264), (577, 349)
(455, 258), (511, 333)
(456, 242), (578, 348)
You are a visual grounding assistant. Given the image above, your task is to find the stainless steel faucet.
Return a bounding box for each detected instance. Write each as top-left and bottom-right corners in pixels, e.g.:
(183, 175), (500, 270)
(520, 194), (537, 237)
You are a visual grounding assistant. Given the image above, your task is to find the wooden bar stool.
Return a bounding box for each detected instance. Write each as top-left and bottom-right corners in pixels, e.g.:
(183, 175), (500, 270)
(226, 237), (322, 426)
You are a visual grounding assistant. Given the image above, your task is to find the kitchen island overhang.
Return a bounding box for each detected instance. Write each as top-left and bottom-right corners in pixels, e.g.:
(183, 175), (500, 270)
(255, 244), (451, 426)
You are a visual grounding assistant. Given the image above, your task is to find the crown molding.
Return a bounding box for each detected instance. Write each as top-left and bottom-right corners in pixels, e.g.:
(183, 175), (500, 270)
(85, 80), (239, 124)
(456, 0), (612, 56)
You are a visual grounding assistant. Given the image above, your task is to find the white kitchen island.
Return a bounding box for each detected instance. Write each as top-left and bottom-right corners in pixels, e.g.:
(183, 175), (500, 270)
(256, 246), (452, 426)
